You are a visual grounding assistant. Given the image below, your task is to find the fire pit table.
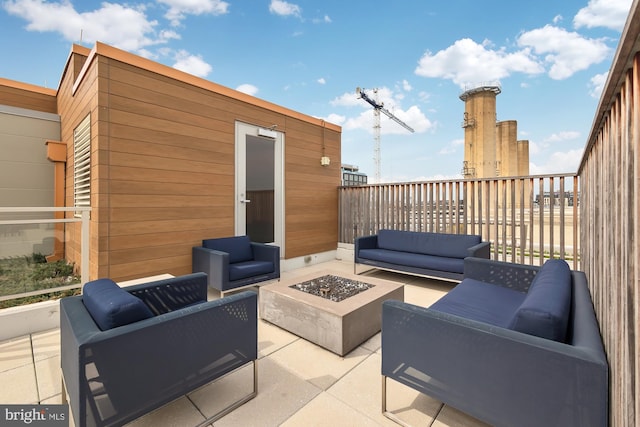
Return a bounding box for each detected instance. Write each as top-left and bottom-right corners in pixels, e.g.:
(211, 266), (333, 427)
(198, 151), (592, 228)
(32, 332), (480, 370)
(259, 272), (404, 356)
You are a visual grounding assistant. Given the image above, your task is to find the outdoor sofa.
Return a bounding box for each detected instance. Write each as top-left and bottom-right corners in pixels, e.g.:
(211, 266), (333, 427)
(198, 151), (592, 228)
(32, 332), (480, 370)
(60, 273), (257, 427)
(381, 257), (608, 427)
(354, 229), (490, 281)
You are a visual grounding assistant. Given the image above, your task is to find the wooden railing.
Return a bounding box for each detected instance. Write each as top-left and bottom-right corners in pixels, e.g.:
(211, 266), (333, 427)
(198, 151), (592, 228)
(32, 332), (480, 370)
(339, 174), (580, 270)
(577, 1), (640, 424)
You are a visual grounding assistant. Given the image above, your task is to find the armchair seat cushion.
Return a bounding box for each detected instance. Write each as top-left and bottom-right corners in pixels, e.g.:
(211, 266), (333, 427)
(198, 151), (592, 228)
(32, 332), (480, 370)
(82, 278), (154, 331)
(229, 260), (275, 281)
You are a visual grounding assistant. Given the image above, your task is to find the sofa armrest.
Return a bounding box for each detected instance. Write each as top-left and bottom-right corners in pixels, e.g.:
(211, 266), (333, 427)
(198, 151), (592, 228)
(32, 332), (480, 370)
(251, 243), (280, 268)
(192, 246), (229, 289)
(382, 299), (608, 427)
(463, 257), (538, 292)
(61, 290), (258, 427)
(127, 272), (208, 315)
(467, 241), (491, 259)
(355, 234), (378, 255)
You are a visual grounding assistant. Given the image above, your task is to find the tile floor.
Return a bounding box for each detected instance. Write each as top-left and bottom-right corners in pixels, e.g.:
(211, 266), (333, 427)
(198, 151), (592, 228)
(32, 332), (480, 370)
(0, 260), (489, 427)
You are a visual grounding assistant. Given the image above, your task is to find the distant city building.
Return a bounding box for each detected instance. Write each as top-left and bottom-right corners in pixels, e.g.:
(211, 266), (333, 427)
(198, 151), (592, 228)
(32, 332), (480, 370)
(535, 191), (579, 207)
(341, 164), (368, 186)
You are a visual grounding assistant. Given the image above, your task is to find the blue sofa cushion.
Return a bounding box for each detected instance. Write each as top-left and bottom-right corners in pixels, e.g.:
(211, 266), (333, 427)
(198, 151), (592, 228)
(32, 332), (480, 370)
(229, 260), (275, 281)
(203, 236), (253, 264)
(82, 278), (154, 331)
(430, 279), (526, 328)
(376, 229), (481, 258)
(359, 248), (465, 273)
(508, 259), (572, 342)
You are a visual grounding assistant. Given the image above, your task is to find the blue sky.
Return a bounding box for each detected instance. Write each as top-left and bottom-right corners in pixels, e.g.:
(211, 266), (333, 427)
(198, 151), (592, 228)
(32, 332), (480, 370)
(0, 0), (633, 182)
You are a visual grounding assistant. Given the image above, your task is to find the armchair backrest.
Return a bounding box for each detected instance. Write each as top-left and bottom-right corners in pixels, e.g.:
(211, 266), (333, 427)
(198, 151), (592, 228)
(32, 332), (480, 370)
(202, 235), (253, 263)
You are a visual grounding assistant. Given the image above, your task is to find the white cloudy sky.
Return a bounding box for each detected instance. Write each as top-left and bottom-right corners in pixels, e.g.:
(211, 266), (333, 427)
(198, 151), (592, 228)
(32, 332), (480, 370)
(0, 0), (633, 181)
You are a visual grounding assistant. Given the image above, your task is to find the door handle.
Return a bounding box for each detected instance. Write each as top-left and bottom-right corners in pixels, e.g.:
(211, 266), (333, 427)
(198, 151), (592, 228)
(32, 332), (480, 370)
(240, 199), (251, 203)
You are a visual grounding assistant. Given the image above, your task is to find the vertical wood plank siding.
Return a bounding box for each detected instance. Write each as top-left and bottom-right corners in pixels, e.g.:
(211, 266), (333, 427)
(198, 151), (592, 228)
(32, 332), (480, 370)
(56, 44), (340, 281)
(577, 0), (640, 422)
(339, 175), (579, 269)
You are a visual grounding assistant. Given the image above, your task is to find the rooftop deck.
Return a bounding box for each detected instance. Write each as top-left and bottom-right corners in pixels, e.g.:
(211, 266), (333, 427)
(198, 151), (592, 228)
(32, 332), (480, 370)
(0, 260), (490, 427)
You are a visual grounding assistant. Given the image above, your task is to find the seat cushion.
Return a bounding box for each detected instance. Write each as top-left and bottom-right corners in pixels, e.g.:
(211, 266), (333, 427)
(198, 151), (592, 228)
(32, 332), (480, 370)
(82, 278), (154, 331)
(229, 260), (275, 281)
(203, 235), (253, 263)
(359, 248), (465, 273)
(430, 279), (526, 328)
(508, 259), (572, 342)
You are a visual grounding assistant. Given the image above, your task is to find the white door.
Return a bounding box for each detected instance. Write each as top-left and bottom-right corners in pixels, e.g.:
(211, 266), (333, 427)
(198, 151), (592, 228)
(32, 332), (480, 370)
(235, 121), (284, 251)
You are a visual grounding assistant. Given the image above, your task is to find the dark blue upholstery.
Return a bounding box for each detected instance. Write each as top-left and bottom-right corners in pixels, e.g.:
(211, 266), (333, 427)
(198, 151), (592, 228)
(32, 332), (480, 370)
(377, 229), (481, 258)
(82, 278), (153, 331)
(509, 259), (572, 342)
(355, 229), (490, 281)
(193, 236), (280, 294)
(430, 278), (525, 328)
(203, 235), (253, 263)
(229, 260), (275, 281)
(61, 273), (258, 427)
(381, 258), (608, 427)
(359, 248), (465, 273)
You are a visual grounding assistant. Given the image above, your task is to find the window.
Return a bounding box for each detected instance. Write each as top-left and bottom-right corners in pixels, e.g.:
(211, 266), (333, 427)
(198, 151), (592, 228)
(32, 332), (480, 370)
(73, 114), (91, 216)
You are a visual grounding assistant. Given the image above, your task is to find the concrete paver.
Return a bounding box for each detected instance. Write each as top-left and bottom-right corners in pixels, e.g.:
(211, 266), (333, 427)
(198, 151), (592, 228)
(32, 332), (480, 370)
(0, 260), (489, 427)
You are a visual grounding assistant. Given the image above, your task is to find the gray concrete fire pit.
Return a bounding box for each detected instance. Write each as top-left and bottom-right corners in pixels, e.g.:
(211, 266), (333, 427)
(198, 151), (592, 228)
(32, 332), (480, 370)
(259, 272), (404, 356)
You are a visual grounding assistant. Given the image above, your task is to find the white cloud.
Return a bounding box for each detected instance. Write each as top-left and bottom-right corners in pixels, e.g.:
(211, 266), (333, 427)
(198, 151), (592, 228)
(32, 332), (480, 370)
(530, 149), (584, 174)
(236, 84), (259, 96)
(401, 79), (412, 92)
(415, 38), (544, 87)
(543, 131), (581, 143)
(589, 72), (609, 98)
(2, 0), (177, 52)
(317, 77), (326, 84)
(331, 91), (362, 107)
(172, 50), (212, 77)
(269, 0), (302, 18)
(574, 0), (633, 31)
(157, 0), (229, 26)
(517, 25), (610, 80)
(323, 113), (345, 126)
(438, 138), (464, 155)
(312, 14), (331, 24)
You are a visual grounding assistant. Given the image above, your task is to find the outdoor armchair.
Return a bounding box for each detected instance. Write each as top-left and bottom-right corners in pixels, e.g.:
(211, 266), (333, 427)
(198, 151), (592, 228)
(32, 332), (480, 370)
(60, 273), (257, 427)
(192, 235), (280, 296)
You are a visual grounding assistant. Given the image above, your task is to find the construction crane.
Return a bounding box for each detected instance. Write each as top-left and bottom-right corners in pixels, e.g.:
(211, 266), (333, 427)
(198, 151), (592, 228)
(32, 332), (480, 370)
(356, 87), (415, 182)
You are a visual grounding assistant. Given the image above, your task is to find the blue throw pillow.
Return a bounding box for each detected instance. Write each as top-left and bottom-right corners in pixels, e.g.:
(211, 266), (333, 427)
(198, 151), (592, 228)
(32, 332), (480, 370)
(82, 278), (154, 331)
(508, 259), (572, 342)
(203, 236), (253, 264)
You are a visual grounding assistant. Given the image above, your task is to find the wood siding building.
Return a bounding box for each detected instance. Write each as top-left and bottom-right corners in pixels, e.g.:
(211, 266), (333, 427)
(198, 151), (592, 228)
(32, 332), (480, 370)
(0, 42), (341, 282)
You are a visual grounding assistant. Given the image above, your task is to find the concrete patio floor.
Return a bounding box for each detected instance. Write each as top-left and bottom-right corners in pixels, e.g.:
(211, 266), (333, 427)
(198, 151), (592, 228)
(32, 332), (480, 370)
(0, 260), (489, 427)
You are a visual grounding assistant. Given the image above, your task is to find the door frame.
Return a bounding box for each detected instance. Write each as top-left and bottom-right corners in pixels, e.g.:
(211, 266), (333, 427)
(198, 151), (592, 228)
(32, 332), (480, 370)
(234, 121), (285, 253)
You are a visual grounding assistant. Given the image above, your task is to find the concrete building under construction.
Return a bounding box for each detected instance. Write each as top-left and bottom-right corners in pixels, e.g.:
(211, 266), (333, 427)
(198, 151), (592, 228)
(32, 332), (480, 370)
(460, 85), (530, 179)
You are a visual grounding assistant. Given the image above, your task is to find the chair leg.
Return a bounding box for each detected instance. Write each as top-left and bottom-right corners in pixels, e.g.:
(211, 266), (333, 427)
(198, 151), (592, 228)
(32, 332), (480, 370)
(194, 360), (258, 427)
(61, 376), (67, 404)
(382, 375), (413, 427)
